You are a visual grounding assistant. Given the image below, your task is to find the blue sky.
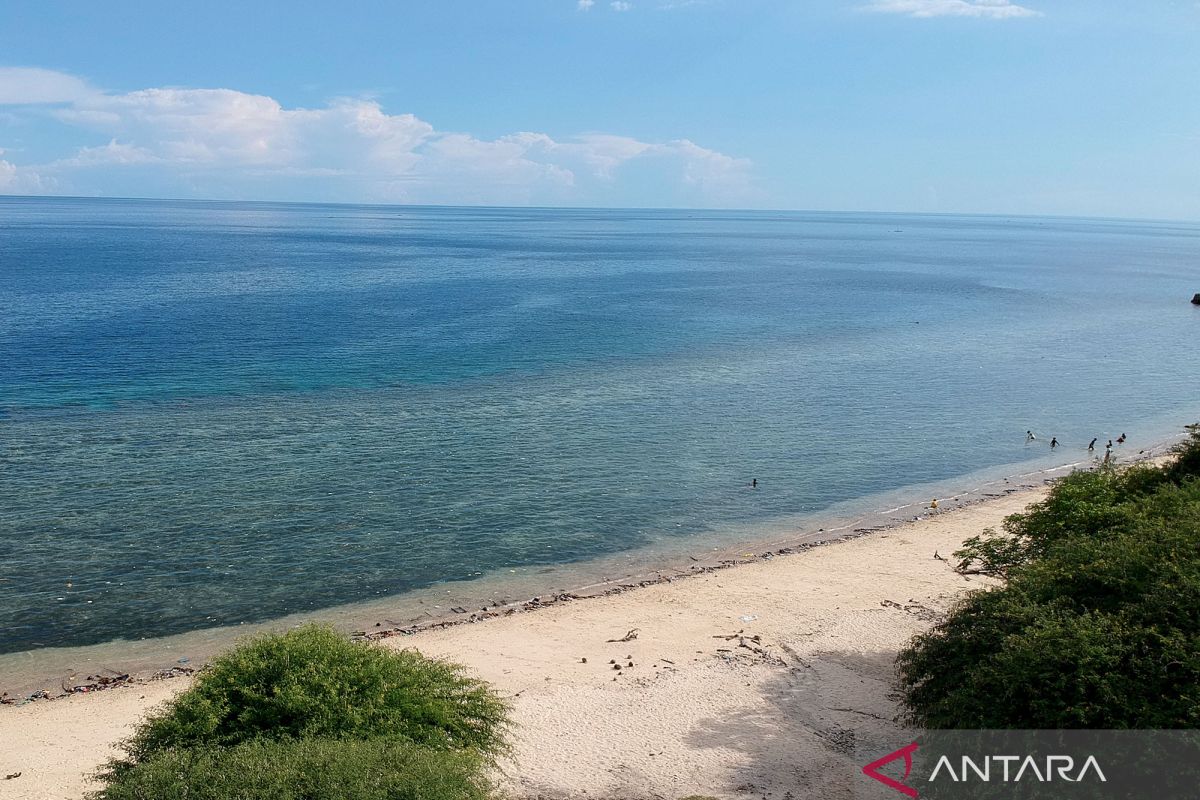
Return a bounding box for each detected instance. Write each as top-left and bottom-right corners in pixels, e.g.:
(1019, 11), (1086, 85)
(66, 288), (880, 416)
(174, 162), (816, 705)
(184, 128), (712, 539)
(1, 1), (1197, 217)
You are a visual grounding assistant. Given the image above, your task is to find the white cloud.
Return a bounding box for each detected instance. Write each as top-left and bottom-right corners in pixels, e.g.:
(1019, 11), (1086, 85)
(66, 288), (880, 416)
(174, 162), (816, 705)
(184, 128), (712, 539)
(3, 75), (754, 207)
(0, 156), (55, 193)
(611, 1), (634, 10)
(577, 0), (595, 9)
(865, 0), (1041, 18)
(50, 139), (163, 168)
(0, 67), (94, 104)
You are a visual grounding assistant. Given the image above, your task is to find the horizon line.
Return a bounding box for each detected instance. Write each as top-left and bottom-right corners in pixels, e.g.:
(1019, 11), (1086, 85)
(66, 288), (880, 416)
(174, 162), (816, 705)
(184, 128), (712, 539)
(1, 192), (1197, 227)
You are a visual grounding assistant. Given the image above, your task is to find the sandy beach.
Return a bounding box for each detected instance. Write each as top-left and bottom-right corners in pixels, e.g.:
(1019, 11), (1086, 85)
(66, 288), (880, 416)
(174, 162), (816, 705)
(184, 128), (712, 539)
(0, 483), (1046, 800)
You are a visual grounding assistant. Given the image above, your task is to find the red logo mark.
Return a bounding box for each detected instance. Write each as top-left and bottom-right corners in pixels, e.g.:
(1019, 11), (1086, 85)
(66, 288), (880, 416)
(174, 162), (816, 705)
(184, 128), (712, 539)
(862, 742), (919, 798)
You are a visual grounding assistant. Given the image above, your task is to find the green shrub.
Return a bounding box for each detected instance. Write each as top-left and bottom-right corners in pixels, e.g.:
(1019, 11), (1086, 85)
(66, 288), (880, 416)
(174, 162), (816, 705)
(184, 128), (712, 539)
(955, 429), (1200, 578)
(117, 625), (509, 767)
(897, 428), (1200, 729)
(90, 736), (493, 800)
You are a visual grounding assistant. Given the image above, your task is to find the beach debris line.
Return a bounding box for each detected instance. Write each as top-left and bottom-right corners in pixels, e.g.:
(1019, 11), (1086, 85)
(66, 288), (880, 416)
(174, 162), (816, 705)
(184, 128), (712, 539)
(150, 665), (196, 681)
(351, 532), (914, 645)
(62, 670), (132, 695)
(345, 479), (1097, 650)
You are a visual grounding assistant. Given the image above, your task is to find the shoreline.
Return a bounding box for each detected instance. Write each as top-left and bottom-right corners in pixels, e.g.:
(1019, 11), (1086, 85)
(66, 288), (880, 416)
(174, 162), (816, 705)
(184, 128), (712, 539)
(0, 475), (1056, 799)
(0, 437), (1182, 704)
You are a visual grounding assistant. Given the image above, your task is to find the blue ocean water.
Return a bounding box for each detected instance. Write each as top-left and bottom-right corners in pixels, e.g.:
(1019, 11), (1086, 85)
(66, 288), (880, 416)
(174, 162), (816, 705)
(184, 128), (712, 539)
(1, 197), (1198, 654)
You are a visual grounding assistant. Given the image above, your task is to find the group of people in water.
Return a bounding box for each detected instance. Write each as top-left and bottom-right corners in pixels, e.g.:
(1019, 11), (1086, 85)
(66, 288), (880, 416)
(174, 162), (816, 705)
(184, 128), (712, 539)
(1027, 430), (1127, 461)
(754, 430), (1133, 506)
(921, 430), (1134, 511)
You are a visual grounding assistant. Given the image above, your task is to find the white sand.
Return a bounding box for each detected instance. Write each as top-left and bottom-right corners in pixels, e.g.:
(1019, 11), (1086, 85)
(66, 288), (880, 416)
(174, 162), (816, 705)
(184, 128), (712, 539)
(0, 488), (1037, 800)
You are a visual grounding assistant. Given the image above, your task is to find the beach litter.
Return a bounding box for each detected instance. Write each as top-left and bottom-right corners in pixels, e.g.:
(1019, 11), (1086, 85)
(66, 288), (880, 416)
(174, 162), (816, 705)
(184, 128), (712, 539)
(61, 669), (133, 695)
(738, 614), (758, 622)
(150, 665), (195, 681)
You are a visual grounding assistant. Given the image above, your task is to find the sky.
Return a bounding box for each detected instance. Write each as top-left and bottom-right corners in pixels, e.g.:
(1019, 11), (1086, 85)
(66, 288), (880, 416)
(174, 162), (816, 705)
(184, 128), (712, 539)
(1, 1), (1198, 218)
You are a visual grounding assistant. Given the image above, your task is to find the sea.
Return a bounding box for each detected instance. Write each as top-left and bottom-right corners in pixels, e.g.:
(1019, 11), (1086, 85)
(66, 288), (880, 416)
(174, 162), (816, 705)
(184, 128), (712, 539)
(1, 197), (1198, 679)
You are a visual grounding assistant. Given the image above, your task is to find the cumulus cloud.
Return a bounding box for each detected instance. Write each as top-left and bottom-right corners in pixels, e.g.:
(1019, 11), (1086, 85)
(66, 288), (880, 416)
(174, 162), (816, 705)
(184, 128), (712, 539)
(865, 0), (1041, 18)
(1, 70), (755, 207)
(50, 139), (163, 168)
(0, 67), (94, 104)
(0, 153), (55, 194)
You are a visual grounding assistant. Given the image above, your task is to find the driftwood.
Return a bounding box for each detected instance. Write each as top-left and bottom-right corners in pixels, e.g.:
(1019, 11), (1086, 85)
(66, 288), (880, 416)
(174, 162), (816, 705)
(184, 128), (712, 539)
(606, 628), (639, 643)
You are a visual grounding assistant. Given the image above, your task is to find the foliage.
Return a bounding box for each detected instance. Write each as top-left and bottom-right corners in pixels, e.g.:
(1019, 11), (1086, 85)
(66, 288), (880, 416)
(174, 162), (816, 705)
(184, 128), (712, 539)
(90, 736), (493, 800)
(897, 428), (1200, 728)
(116, 625), (509, 766)
(955, 463), (1170, 578)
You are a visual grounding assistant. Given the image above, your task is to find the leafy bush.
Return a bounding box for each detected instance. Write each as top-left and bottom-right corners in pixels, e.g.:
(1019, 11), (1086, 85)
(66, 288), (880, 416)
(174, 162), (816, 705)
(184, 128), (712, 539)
(115, 625), (509, 766)
(91, 736), (493, 800)
(898, 428), (1200, 728)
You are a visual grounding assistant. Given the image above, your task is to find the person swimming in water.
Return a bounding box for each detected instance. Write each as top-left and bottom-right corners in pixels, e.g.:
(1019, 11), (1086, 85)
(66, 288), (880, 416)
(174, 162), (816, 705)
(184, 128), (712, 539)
(1117, 433), (1126, 444)
(1027, 430), (1036, 442)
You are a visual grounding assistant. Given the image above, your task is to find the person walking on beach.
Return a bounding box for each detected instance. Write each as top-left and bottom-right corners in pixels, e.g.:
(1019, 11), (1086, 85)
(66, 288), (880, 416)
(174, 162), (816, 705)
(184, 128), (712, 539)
(1089, 438), (1097, 452)
(1050, 437), (1058, 449)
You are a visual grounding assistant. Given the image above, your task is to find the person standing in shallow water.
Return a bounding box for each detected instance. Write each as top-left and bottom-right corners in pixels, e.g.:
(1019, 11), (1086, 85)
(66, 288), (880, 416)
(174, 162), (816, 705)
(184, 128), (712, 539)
(1051, 437), (1058, 448)
(1089, 438), (1097, 452)
(751, 478), (757, 488)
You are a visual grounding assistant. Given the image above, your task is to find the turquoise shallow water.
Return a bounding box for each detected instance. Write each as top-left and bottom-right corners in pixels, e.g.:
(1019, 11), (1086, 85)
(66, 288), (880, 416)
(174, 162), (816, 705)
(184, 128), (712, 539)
(1, 197), (1198, 654)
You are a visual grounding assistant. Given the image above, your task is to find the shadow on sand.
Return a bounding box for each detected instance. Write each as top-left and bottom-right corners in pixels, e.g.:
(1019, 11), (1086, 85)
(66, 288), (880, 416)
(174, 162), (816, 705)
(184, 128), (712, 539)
(683, 648), (915, 800)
